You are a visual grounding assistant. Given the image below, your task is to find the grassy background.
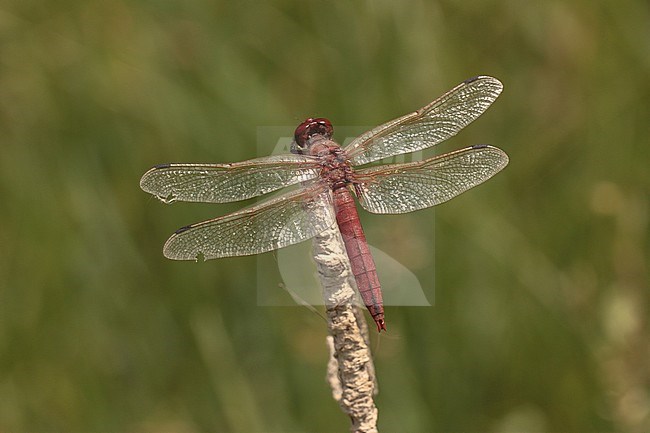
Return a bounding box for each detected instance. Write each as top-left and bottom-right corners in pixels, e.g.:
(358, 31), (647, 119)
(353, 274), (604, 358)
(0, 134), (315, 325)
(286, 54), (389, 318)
(1, 1), (649, 432)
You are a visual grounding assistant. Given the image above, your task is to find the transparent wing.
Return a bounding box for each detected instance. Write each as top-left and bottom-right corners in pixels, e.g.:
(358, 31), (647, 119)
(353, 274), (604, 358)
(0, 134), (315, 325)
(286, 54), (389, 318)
(344, 76), (503, 166)
(354, 145), (508, 214)
(163, 183), (335, 260)
(140, 154), (321, 203)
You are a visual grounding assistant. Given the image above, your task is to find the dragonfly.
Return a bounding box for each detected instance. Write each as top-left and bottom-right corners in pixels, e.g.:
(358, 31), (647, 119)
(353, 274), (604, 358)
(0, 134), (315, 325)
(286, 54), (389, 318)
(140, 75), (509, 332)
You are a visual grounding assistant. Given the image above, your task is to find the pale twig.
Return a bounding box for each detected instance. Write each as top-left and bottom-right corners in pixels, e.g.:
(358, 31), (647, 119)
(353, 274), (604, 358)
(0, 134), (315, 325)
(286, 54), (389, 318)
(312, 224), (379, 433)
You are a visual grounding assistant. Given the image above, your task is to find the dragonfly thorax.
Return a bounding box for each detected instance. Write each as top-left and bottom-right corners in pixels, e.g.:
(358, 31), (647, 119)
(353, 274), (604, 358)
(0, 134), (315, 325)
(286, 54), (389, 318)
(313, 142), (353, 188)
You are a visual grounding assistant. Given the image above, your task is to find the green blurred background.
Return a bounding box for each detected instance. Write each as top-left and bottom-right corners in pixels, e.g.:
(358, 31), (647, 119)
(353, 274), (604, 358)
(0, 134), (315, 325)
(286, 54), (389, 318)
(1, 1), (648, 432)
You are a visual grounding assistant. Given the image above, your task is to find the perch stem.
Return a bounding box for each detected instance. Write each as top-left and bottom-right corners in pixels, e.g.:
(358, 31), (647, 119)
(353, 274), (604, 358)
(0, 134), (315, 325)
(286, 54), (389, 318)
(312, 224), (379, 433)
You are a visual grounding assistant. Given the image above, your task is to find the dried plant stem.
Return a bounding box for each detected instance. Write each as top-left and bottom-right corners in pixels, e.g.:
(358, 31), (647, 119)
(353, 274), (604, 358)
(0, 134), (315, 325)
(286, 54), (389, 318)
(312, 224), (379, 433)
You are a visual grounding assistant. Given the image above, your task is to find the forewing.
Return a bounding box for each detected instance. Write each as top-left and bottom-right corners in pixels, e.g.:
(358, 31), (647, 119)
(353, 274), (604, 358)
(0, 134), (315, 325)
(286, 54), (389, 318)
(140, 154), (320, 203)
(163, 184), (335, 260)
(354, 145), (508, 214)
(344, 76), (503, 165)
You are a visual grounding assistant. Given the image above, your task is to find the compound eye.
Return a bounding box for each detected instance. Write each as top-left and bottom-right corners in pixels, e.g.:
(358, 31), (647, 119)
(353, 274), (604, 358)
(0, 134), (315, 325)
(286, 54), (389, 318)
(292, 117), (334, 153)
(311, 118), (333, 139)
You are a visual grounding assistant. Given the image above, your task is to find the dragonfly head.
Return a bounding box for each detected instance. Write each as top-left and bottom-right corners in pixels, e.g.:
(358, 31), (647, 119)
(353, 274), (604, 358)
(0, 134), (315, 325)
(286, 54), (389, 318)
(291, 117), (333, 154)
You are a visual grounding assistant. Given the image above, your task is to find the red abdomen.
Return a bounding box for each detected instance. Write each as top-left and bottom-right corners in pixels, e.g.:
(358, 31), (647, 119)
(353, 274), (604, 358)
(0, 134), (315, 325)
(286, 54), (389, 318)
(332, 186), (386, 332)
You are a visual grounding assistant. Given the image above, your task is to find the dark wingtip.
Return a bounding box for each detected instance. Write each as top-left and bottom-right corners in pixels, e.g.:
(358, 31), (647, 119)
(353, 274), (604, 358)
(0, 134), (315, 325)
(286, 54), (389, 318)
(463, 75), (481, 84)
(153, 163), (172, 169)
(174, 224), (193, 234)
(463, 75), (502, 87)
(471, 143), (491, 149)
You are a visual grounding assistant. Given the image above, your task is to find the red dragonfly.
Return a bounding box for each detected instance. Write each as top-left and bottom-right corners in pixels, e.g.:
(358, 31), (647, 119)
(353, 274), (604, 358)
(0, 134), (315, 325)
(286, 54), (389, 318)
(140, 75), (509, 332)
